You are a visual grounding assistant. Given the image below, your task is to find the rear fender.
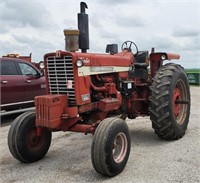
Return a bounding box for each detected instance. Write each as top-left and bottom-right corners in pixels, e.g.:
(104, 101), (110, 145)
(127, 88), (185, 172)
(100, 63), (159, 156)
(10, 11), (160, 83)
(150, 52), (180, 61)
(150, 52), (180, 78)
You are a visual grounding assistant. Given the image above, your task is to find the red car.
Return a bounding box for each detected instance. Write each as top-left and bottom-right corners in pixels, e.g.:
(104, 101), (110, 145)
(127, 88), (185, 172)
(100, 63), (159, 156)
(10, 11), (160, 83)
(0, 57), (46, 116)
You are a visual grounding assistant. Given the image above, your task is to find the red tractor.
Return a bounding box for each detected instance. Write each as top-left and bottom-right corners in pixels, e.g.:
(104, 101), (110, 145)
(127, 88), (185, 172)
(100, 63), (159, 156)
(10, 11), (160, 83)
(8, 2), (190, 177)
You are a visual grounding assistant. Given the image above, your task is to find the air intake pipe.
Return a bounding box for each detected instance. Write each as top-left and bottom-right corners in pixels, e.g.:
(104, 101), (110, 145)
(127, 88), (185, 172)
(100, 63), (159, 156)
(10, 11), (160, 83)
(63, 29), (79, 52)
(78, 2), (89, 53)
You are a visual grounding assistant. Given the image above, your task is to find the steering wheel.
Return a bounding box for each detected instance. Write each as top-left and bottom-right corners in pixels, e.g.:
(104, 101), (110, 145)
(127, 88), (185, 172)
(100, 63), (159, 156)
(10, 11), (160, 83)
(121, 41), (138, 55)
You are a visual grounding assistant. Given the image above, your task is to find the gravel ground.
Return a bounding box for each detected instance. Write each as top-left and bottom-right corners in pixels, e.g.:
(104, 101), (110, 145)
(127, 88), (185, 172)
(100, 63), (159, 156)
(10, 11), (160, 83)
(0, 86), (199, 183)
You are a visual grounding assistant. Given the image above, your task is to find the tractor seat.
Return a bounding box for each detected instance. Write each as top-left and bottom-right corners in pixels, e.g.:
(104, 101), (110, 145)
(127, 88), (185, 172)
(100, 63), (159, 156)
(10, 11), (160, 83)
(134, 51), (149, 63)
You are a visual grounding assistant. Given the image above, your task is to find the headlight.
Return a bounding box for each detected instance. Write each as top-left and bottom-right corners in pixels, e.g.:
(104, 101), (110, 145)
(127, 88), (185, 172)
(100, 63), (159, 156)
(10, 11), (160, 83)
(76, 59), (83, 67)
(39, 61), (45, 69)
(161, 54), (167, 60)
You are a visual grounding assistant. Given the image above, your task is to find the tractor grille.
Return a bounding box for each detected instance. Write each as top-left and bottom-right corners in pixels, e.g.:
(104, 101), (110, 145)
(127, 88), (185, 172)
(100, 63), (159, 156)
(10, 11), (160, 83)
(46, 55), (76, 106)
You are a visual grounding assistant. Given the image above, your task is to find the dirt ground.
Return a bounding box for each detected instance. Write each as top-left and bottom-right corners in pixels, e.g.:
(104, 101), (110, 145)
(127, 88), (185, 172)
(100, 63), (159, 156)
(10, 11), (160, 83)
(0, 86), (199, 183)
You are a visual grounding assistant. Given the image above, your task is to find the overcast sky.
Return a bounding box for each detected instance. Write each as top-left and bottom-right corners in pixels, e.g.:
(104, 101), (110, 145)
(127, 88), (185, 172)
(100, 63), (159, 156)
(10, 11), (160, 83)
(0, 0), (199, 68)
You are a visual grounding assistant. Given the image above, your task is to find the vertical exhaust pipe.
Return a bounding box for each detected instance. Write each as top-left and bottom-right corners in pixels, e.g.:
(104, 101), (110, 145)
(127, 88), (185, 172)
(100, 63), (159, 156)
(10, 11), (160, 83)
(78, 2), (89, 53)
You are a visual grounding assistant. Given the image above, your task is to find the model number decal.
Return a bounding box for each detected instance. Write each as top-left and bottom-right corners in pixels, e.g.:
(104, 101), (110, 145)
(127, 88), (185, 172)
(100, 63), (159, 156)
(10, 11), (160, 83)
(81, 94), (90, 101)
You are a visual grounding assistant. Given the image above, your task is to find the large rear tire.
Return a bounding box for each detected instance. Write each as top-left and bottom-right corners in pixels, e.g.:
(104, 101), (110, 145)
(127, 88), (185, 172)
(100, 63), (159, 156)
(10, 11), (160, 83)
(8, 111), (52, 163)
(149, 63), (190, 140)
(91, 117), (131, 177)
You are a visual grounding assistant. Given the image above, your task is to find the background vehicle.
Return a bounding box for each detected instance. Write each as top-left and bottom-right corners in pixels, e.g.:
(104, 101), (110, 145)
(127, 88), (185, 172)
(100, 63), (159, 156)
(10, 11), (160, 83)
(0, 57), (46, 116)
(2, 53), (44, 71)
(8, 2), (190, 177)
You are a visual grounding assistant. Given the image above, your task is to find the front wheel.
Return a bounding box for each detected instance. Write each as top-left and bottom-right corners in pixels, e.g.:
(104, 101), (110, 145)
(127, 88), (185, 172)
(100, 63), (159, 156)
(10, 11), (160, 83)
(149, 63), (190, 140)
(8, 111), (52, 163)
(91, 117), (131, 177)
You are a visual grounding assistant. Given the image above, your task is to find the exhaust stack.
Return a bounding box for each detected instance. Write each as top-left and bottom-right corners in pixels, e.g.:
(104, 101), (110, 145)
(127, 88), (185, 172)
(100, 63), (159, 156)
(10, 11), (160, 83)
(78, 2), (89, 53)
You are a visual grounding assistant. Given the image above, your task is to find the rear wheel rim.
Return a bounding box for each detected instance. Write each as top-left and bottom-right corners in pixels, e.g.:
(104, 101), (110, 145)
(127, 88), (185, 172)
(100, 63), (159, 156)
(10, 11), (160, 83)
(112, 132), (128, 164)
(173, 80), (188, 125)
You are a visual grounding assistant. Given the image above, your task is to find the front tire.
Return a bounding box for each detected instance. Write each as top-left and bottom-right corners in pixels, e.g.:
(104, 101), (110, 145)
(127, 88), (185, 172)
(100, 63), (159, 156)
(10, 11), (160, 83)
(8, 111), (52, 163)
(149, 63), (190, 140)
(91, 117), (131, 177)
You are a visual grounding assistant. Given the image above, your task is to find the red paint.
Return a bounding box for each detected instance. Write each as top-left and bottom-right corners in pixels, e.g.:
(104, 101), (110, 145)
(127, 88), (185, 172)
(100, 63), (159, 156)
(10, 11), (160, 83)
(34, 49), (180, 133)
(173, 87), (181, 117)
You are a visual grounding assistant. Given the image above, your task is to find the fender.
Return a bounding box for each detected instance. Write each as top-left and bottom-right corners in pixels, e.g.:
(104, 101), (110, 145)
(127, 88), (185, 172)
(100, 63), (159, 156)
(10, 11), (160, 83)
(150, 52), (180, 78)
(165, 53), (180, 60)
(150, 52), (180, 61)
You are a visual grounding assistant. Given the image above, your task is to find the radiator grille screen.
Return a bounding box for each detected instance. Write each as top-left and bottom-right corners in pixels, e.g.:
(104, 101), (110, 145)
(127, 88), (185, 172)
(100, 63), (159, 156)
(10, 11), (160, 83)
(46, 55), (75, 106)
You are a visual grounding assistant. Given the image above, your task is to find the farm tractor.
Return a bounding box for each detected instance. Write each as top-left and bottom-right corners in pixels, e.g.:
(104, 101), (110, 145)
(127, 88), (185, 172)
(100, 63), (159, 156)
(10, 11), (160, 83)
(8, 2), (190, 177)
